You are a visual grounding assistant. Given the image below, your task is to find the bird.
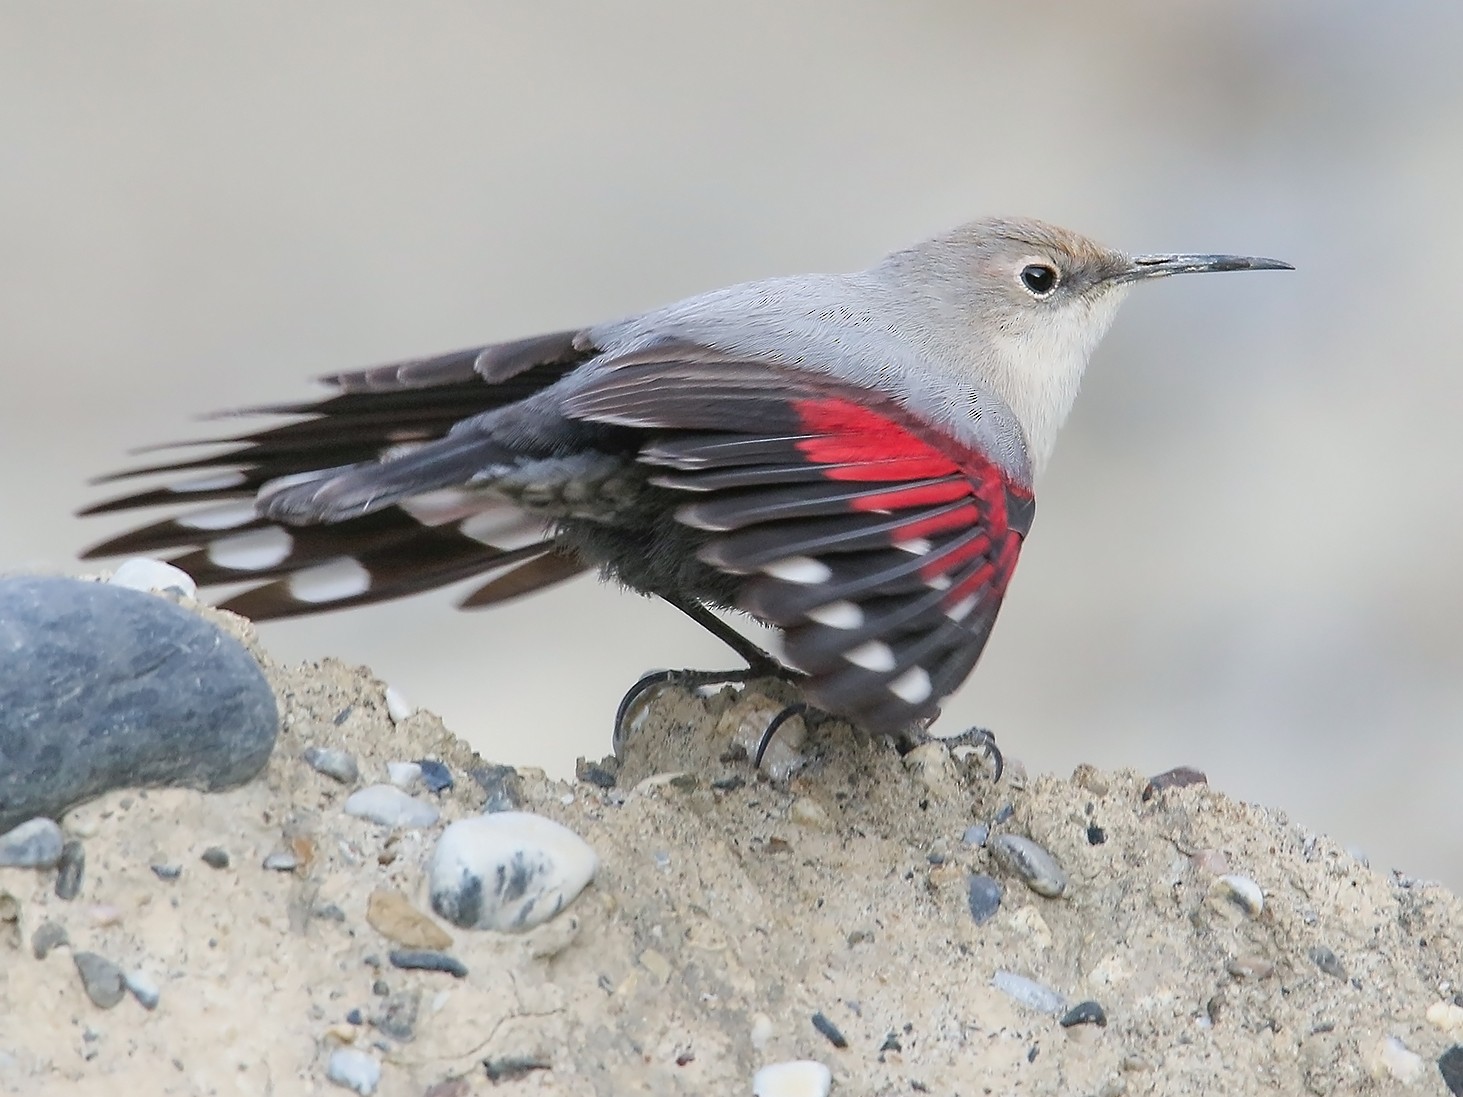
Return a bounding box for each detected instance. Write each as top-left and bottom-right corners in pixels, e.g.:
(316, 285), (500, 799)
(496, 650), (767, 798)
(80, 217), (1290, 746)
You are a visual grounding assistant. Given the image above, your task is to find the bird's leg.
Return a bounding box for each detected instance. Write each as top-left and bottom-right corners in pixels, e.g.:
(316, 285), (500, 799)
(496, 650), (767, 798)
(613, 597), (805, 751)
(902, 724), (1004, 782)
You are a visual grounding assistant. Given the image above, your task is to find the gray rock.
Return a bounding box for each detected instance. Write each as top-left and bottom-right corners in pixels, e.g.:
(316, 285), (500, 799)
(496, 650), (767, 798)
(966, 873), (1004, 925)
(0, 576), (278, 830)
(303, 746), (359, 785)
(73, 951), (126, 1009)
(989, 834), (1068, 899)
(0, 818), (64, 867)
(200, 846), (230, 869)
(31, 920), (69, 959)
(326, 1048), (381, 1094)
(54, 840), (85, 900)
(991, 970), (1066, 1014)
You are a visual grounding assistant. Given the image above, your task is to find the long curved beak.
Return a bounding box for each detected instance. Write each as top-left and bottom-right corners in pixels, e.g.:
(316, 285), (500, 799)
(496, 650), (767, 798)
(1113, 253), (1294, 283)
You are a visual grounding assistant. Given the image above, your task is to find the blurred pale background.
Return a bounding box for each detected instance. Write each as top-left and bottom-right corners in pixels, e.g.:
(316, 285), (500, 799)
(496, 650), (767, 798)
(3, 4), (1461, 887)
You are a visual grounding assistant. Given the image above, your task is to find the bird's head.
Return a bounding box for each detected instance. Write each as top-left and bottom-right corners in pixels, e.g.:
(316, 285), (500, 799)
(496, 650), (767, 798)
(880, 216), (1291, 474)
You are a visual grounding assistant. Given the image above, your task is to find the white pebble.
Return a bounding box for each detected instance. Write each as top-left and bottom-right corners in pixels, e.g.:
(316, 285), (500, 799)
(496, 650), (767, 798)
(992, 970), (1067, 1014)
(1208, 874), (1264, 919)
(123, 970), (161, 1010)
(343, 785), (439, 829)
(384, 686), (414, 723)
(752, 1060), (832, 1097)
(108, 558), (198, 599)
(1368, 1035), (1424, 1084)
(326, 1048), (381, 1094)
(429, 812), (598, 932)
(387, 761), (423, 789)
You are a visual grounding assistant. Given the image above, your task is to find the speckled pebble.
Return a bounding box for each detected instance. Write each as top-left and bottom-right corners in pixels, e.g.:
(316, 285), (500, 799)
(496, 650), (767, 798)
(471, 764), (523, 812)
(966, 874), (1004, 925)
(326, 1048), (382, 1094)
(150, 863), (181, 881)
(1439, 1045), (1463, 1095)
(430, 812), (598, 932)
(962, 823), (989, 847)
(1208, 874), (1264, 919)
(372, 989), (420, 1040)
(1308, 945), (1346, 980)
(416, 759), (453, 794)
(752, 1059), (832, 1097)
(200, 846), (230, 869)
(989, 834), (1068, 898)
(1141, 766), (1207, 799)
(55, 839), (85, 899)
(124, 970), (160, 1010)
(0, 818), (64, 867)
(343, 785), (440, 829)
(263, 850), (299, 872)
(74, 951), (126, 1009)
(992, 970), (1066, 1014)
(304, 746), (359, 785)
(31, 920), (69, 959)
(789, 797), (833, 830)
(810, 1011), (847, 1049)
(1060, 1000), (1108, 1028)
(107, 557), (197, 599)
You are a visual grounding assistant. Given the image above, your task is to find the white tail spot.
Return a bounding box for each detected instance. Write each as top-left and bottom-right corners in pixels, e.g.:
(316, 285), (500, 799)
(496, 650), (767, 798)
(895, 537), (933, 555)
(807, 600), (864, 629)
(287, 558), (372, 604)
(844, 640), (896, 672)
(889, 666), (933, 705)
(206, 527), (293, 571)
(179, 500), (259, 531)
(457, 510), (549, 550)
(945, 594), (980, 622)
(171, 470), (247, 493)
(763, 556), (833, 584)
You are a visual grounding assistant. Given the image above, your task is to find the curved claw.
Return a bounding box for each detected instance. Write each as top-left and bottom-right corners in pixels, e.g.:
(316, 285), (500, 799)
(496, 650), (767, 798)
(754, 702), (809, 769)
(942, 725), (1004, 783)
(613, 665), (784, 755)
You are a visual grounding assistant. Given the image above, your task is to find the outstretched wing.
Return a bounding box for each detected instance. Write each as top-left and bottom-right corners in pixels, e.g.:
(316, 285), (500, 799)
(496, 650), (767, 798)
(565, 357), (1034, 732)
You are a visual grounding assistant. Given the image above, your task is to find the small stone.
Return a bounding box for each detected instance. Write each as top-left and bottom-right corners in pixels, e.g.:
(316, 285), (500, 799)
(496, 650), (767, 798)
(262, 850), (299, 872)
(989, 834), (1068, 898)
(482, 1058), (552, 1083)
(1189, 848), (1230, 875)
(753, 1060), (833, 1097)
(32, 920), (69, 959)
(1439, 1045), (1463, 1095)
(966, 874), (1004, 925)
(108, 558), (197, 599)
(123, 970), (160, 1010)
(810, 1011), (848, 1049)
(74, 951), (126, 1009)
(326, 1048), (382, 1094)
(200, 846), (230, 869)
(789, 797), (833, 830)
(962, 824), (989, 847)
(150, 863), (181, 881)
(992, 970), (1066, 1014)
(343, 785), (440, 829)
(0, 576), (278, 832)
(366, 889), (452, 950)
(470, 764), (523, 812)
(1207, 874), (1264, 919)
(387, 949), (467, 978)
(0, 818), (64, 867)
(386, 762), (422, 789)
(316, 903), (347, 922)
(902, 741), (958, 793)
(1368, 1036), (1424, 1084)
(55, 839), (85, 899)
(1428, 1001), (1463, 1036)
(575, 758), (618, 788)
(1060, 1000), (1108, 1028)
(1070, 765), (1110, 796)
(87, 904), (122, 926)
(1308, 945), (1347, 981)
(1142, 766), (1207, 800)
(430, 812), (598, 932)
(372, 988), (421, 1041)
(416, 760), (453, 794)
(304, 747), (359, 785)
(1225, 954), (1275, 980)
(384, 686), (414, 723)
(1085, 823), (1106, 845)
(345, 1008), (363, 1026)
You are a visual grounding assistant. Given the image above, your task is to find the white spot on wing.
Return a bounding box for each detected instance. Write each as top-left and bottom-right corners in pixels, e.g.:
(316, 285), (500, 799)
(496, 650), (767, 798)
(206, 527), (293, 571)
(287, 558), (372, 604)
(457, 511), (548, 550)
(895, 538), (933, 555)
(172, 470), (247, 493)
(178, 500), (259, 531)
(763, 557), (832, 585)
(889, 666), (933, 705)
(945, 594), (980, 622)
(844, 640), (896, 672)
(807, 600), (864, 629)
(928, 573), (953, 591)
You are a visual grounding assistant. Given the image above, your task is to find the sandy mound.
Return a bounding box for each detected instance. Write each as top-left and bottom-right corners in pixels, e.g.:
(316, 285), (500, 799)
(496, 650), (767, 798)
(2, 601), (1461, 1096)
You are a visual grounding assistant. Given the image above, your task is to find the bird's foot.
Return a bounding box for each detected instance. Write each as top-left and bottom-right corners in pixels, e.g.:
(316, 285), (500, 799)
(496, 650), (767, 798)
(612, 658), (804, 755)
(905, 724), (1004, 782)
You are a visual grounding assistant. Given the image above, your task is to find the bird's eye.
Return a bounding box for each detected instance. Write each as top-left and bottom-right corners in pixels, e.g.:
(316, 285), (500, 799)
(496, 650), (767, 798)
(1020, 263), (1059, 297)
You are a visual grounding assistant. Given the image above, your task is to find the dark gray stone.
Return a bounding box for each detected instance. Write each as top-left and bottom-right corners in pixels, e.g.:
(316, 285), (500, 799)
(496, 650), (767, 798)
(0, 817), (63, 867)
(55, 839), (85, 900)
(0, 576), (278, 830)
(73, 951), (126, 1008)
